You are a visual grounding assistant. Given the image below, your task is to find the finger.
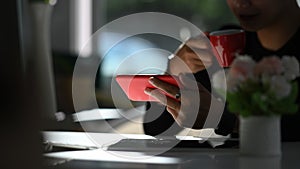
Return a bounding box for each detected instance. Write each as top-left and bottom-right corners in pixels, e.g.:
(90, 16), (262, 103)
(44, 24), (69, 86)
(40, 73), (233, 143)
(148, 77), (180, 98)
(144, 88), (167, 105)
(185, 48), (214, 62)
(176, 47), (213, 66)
(145, 88), (181, 111)
(182, 59), (206, 73)
(174, 53), (212, 73)
(166, 107), (179, 119)
(186, 36), (211, 49)
(183, 53), (213, 66)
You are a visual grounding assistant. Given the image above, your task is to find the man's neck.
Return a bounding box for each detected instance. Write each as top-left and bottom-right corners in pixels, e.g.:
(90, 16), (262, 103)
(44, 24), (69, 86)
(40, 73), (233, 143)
(257, 9), (300, 51)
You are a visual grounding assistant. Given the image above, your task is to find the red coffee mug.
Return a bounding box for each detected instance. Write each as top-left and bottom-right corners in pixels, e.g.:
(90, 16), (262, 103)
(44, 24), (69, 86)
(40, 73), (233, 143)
(209, 29), (246, 67)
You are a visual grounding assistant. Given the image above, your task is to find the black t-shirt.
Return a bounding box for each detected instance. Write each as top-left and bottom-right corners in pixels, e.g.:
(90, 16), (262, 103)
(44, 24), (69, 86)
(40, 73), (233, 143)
(144, 28), (300, 141)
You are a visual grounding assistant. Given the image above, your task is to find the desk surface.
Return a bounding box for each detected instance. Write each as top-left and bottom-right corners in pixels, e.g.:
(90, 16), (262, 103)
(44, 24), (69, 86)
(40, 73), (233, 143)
(43, 131), (300, 169)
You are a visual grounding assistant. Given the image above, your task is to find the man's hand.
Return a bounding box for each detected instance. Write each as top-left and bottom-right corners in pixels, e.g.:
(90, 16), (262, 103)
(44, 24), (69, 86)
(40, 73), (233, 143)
(144, 74), (214, 129)
(168, 35), (214, 75)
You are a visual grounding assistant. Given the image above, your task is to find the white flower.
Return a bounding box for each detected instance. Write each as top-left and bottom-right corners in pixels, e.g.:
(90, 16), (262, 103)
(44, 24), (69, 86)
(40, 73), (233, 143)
(226, 55), (256, 92)
(254, 56), (284, 77)
(229, 55), (256, 81)
(282, 56), (300, 81)
(270, 75), (291, 99)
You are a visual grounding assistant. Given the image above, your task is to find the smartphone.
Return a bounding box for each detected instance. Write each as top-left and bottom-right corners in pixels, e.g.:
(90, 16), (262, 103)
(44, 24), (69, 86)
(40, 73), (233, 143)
(116, 75), (179, 101)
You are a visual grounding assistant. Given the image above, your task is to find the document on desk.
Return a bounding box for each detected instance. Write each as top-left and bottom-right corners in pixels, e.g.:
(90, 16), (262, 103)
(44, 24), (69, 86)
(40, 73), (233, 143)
(43, 131), (238, 152)
(103, 136), (238, 152)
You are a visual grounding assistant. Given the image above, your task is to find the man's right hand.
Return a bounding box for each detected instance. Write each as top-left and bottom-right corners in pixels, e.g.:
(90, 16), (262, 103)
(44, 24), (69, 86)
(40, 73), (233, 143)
(168, 35), (214, 75)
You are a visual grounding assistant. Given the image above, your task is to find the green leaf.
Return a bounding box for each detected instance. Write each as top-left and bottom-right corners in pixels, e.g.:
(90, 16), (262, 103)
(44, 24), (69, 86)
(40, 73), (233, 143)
(273, 82), (299, 115)
(227, 92), (243, 113)
(251, 92), (268, 113)
(289, 82), (299, 102)
(225, 78), (299, 116)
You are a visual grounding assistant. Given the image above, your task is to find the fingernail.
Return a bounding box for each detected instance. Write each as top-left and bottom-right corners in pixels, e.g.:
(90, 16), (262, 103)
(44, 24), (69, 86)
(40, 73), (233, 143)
(149, 77), (155, 85)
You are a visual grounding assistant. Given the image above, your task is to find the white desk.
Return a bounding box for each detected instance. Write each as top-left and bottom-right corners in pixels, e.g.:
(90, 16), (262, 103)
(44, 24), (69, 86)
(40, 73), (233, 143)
(43, 131), (300, 169)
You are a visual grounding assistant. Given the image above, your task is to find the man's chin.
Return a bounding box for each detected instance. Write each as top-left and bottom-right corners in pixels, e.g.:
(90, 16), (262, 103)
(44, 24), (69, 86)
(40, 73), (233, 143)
(239, 23), (261, 32)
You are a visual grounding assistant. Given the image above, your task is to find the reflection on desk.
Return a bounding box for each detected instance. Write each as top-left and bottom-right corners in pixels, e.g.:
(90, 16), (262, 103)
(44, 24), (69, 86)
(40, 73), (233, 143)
(43, 131), (300, 169)
(45, 149), (184, 164)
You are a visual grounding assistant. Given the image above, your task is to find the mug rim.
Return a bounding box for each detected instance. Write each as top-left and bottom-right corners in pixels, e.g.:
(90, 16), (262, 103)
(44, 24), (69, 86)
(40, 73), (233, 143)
(209, 29), (244, 36)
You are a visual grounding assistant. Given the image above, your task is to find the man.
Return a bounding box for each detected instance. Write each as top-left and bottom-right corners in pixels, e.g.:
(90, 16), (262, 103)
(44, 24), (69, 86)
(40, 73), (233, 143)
(144, 0), (300, 141)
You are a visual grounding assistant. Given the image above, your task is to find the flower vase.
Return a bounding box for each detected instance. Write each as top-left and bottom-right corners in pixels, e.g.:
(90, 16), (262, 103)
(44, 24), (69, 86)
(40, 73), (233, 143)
(29, 2), (57, 122)
(239, 116), (281, 156)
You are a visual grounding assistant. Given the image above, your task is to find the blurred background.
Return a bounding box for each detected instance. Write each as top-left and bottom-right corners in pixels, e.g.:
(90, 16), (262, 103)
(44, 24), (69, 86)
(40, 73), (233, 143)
(17, 0), (238, 133)
(49, 0), (238, 112)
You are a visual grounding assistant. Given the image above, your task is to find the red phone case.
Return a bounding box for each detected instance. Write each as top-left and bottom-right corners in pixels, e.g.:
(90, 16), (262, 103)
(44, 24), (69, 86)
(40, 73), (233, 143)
(116, 75), (179, 101)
